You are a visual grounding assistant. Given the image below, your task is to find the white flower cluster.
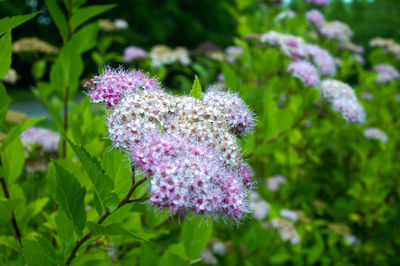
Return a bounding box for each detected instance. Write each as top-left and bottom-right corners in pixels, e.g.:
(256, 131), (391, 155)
(363, 127), (388, 143)
(150, 45), (191, 68)
(266, 175), (287, 191)
(250, 192), (270, 220)
(264, 218), (301, 245)
(319, 21), (353, 43)
(370, 37), (400, 60)
(1, 68), (17, 84)
(321, 79), (365, 123)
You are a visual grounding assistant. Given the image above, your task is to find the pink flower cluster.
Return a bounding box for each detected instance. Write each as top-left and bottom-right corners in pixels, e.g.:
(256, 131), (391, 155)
(306, 9), (325, 26)
(373, 64), (400, 84)
(123, 46), (146, 62)
(84, 67), (161, 109)
(321, 79), (365, 123)
(307, 0), (329, 6)
(20, 126), (60, 155)
(287, 61), (320, 87)
(87, 68), (255, 219)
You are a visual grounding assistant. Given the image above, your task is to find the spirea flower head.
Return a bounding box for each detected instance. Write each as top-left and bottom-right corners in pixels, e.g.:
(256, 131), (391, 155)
(87, 67), (255, 219)
(370, 37), (400, 60)
(287, 60), (320, 87)
(264, 218), (301, 245)
(202, 88), (256, 136)
(114, 19), (129, 30)
(306, 9), (325, 26)
(305, 44), (336, 76)
(251, 199), (270, 220)
(20, 127), (60, 155)
(85, 67), (161, 108)
(374, 64), (400, 84)
(12, 37), (58, 54)
(318, 21), (353, 43)
(363, 127), (388, 143)
(280, 209), (298, 221)
(321, 79), (365, 123)
(123, 46), (146, 62)
(307, 0), (330, 6)
(2, 68), (17, 84)
(225, 46), (243, 64)
(260, 31), (308, 59)
(150, 45), (191, 68)
(266, 175), (287, 191)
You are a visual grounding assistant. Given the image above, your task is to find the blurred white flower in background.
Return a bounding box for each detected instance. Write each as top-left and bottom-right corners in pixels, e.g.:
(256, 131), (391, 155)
(211, 242), (227, 256)
(251, 200), (270, 220)
(2, 68), (17, 84)
(363, 127), (388, 143)
(280, 208), (298, 221)
(114, 19), (129, 30)
(266, 175), (287, 191)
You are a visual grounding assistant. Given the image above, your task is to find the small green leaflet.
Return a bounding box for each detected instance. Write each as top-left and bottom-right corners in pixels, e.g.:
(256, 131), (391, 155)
(87, 222), (148, 242)
(189, 75), (202, 100)
(182, 216), (213, 259)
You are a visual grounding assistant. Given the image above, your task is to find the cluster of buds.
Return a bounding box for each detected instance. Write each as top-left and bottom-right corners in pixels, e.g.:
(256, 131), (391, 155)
(12, 37), (58, 54)
(149, 45), (191, 68)
(373, 64), (400, 84)
(86, 67), (255, 219)
(321, 79), (365, 123)
(123, 46), (146, 62)
(370, 37), (400, 60)
(363, 127), (388, 143)
(259, 31), (335, 86)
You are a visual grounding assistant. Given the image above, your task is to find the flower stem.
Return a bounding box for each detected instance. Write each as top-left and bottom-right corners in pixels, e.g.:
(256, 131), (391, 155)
(0, 178), (22, 245)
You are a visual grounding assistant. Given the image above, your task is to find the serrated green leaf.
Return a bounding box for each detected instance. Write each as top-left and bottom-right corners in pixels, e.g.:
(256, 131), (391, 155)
(19, 197), (49, 233)
(54, 161), (87, 233)
(55, 210), (75, 259)
(1, 138), (25, 184)
(70, 5), (115, 31)
(35, 235), (60, 263)
(87, 222), (147, 242)
(0, 12), (40, 36)
(0, 31), (12, 79)
(182, 216), (213, 259)
(0, 117), (45, 153)
(22, 239), (57, 266)
(44, 0), (68, 43)
(66, 138), (119, 214)
(189, 75), (202, 100)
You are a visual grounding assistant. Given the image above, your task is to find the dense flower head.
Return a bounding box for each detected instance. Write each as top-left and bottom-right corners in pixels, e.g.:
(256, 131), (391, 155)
(280, 209), (298, 221)
(260, 31), (308, 59)
(339, 42), (364, 54)
(306, 9), (325, 26)
(318, 21), (353, 43)
(287, 60), (320, 87)
(87, 67), (255, 219)
(150, 45), (191, 68)
(264, 218), (301, 245)
(251, 199), (270, 220)
(20, 127), (60, 155)
(266, 175), (287, 191)
(307, 0), (330, 6)
(123, 46), (146, 62)
(85, 67), (161, 108)
(370, 37), (400, 60)
(321, 79), (365, 123)
(12, 37), (58, 54)
(202, 88), (256, 136)
(305, 44), (336, 76)
(373, 64), (400, 84)
(363, 127), (388, 143)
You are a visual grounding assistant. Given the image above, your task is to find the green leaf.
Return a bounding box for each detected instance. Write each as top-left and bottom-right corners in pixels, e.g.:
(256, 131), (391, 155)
(1, 138), (25, 185)
(0, 12), (40, 36)
(66, 138), (119, 214)
(182, 216), (213, 259)
(69, 5), (115, 31)
(54, 161), (87, 233)
(50, 42), (83, 99)
(87, 222), (147, 241)
(189, 75), (202, 100)
(55, 210), (75, 259)
(0, 236), (21, 252)
(0, 117), (45, 153)
(0, 31), (12, 79)
(22, 239), (57, 266)
(35, 235), (60, 263)
(31, 59), (47, 80)
(307, 232), (325, 264)
(19, 198), (49, 233)
(68, 22), (99, 54)
(0, 83), (10, 127)
(222, 62), (239, 90)
(44, 0), (68, 43)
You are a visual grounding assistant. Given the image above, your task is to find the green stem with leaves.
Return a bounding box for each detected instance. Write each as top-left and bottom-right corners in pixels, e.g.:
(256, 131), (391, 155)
(65, 167), (148, 265)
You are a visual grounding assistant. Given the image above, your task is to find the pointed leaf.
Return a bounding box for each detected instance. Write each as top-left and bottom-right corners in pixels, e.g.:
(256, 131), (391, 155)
(182, 216), (213, 259)
(54, 161), (87, 233)
(0, 31), (11, 79)
(0, 12), (40, 36)
(44, 0), (68, 42)
(190, 75), (202, 100)
(0, 83), (10, 127)
(68, 22), (99, 54)
(70, 5), (115, 31)
(66, 138), (119, 214)
(1, 138), (25, 184)
(0, 117), (45, 153)
(87, 222), (147, 242)
(22, 239), (57, 266)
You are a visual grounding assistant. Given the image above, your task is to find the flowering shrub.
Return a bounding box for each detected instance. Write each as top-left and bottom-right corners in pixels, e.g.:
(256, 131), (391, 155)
(1, 1), (400, 265)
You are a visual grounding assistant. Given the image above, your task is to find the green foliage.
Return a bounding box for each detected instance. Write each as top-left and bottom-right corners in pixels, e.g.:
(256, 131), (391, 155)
(66, 138), (119, 215)
(0, 12), (40, 36)
(182, 216), (213, 259)
(1, 138), (25, 184)
(44, 0), (68, 43)
(54, 162), (87, 234)
(0, 31), (11, 79)
(189, 75), (202, 100)
(69, 4), (115, 31)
